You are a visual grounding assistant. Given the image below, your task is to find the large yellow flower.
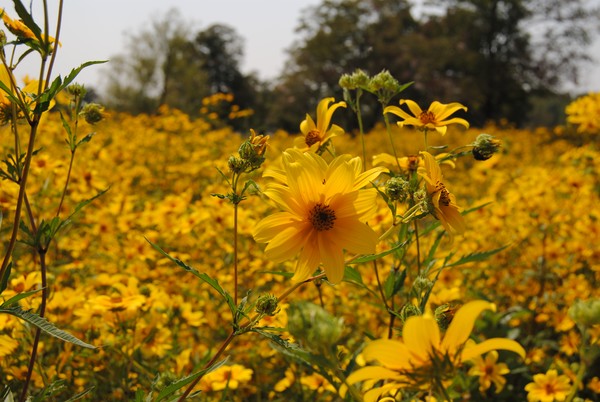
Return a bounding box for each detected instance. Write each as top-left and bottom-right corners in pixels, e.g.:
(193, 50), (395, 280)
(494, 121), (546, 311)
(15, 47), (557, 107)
(418, 151), (466, 235)
(253, 149), (385, 284)
(384, 99), (469, 135)
(344, 301), (525, 401)
(295, 97), (346, 151)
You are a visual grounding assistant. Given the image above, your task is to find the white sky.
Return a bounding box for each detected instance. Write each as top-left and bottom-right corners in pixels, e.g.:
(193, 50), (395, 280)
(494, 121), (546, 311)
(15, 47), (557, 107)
(6, 0), (600, 94)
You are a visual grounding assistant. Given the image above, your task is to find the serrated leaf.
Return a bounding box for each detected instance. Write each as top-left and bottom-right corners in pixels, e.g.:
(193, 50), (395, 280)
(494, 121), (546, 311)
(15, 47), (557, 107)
(0, 288), (42, 308)
(155, 358), (228, 402)
(0, 305), (95, 348)
(444, 245), (510, 268)
(59, 61), (107, 93)
(146, 239), (236, 315)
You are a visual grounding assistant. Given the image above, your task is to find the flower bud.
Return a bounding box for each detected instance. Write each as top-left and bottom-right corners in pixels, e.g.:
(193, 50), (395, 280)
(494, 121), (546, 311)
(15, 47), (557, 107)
(256, 294), (279, 317)
(412, 275), (433, 294)
(80, 103), (105, 124)
(399, 304), (421, 323)
(472, 133), (501, 161)
(227, 156), (247, 174)
(67, 83), (87, 98)
(569, 298), (600, 328)
(287, 301), (343, 352)
(385, 177), (410, 202)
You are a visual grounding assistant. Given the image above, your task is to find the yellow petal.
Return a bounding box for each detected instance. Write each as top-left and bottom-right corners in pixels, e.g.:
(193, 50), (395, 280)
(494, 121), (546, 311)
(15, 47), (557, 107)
(353, 166), (387, 191)
(400, 99), (424, 117)
(403, 313), (440, 365)
(264, 225), (308, 262)
(330, 217), (378, 256)
(441, 300), (494, 355)
(362, 339), (411, 370)
(293, 237), (321, 281)
(253, 212), (298, 243)
(299, 114), (316, 135)
(429, 101), (467, 121)
(318, 233), (345, 284)
(461, 338), (526, 362)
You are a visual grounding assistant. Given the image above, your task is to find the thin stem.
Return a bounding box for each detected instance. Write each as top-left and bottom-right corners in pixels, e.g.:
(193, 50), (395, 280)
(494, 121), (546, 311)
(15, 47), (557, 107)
(414, 220), (422, 276)
(383, 114), (402, 171)
(355, 91), (367, 171)
(19, 249), (47, 402)
(56, 150), (76, 217)
(233, 202), (239, 306)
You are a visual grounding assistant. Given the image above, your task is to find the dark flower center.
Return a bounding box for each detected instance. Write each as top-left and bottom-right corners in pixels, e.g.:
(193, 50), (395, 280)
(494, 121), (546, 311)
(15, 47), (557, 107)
(436, 182), (451, 206)
(305, 130), (322, 147)
(419, 111), (436, 125)
(308, 203), (336, 231)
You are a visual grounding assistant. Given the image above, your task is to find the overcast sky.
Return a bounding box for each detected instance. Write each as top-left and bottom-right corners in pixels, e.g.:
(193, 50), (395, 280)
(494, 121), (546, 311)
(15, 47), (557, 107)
(8, 0), (600, 94)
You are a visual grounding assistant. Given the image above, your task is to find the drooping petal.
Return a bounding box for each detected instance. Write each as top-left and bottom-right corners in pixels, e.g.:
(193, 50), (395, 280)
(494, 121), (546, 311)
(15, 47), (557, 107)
(362, 339), (412, 370)
(264, 225), (308, 262)
(383, 105), (413, 120)
(461, 338), (526, 362)
(318, 233), (345, 283)
(441, 300), (494, 356)
(346, 366), (405, 385)
(439, 205), (466, 234)
(437, 117), (470, 129)
(293, 236), (321, 281)
(329, 217), (378, 255)
(319, 99), (346, 133)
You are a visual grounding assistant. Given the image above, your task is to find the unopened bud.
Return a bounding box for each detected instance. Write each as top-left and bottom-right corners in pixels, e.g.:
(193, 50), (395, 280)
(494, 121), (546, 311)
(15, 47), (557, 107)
(472, 133), (501, 161)
(569, 298), (600, 327)
(256, 294), (279, 317)
(80, 103), (105, 124)
(227, 156), (247, 174)
(287, 301), (343, 352)
(385, 177), (410, 202)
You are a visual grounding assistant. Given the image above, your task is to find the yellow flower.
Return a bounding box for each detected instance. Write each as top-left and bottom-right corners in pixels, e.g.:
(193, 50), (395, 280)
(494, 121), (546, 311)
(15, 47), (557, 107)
(418, 151), (466, 235)
(373, 152), (456, 171)
(565, 92), (600, 134)
(344, 301), (525, 401)
(384, 99), (469, 135)
(199, 364), (253, 392)
(1, 8), (59, 46)
(295, 97), (346, 151)
(253, 149), (385, 284)
(468, 350), (510, 393)
(0, 334), (19, 357)
(525, 369), (572, 402)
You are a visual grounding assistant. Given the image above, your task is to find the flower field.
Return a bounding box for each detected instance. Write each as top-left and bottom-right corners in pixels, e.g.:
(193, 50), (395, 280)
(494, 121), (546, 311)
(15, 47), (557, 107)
(1, 3), (600, 401)
(1, 97), (599, 400)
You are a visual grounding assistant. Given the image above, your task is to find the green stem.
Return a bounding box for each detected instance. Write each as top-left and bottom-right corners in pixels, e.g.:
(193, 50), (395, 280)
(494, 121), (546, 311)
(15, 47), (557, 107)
(19, 249), (47, 402)
(355, 91), (367, 171)
(56, 149), (76, 217)
(383, 114), (402, 172)
(414, 220), (422, 276)
(233, 202), (239, 306)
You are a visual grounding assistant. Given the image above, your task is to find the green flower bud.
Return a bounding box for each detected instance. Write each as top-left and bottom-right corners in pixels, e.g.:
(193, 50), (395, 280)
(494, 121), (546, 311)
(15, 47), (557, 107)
(287, 301), (344, 352)
(256, 294), (279, 316)
(569, 298), (600, 327)
(399, 304), (421, 323)
(385, 177), (410, 202)
(412, 275), (433, 294)
(472, 133), (501, 161)
(227, 156), (247, 174)
(67, 83), (87, 98)
(338, 74), (355, 90)
(80, 103), (105, 124)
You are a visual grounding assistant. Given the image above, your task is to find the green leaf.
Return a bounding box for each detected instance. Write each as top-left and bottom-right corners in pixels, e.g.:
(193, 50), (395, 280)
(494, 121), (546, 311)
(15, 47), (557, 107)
(155, 358), (228, 402)
(349, 239), (408, 264)
(0, 81), (23, 108)
(2, 387), (14, 402)
(60, 61), (107, 92)
(0, 262), (11, 295)
(62, 387), (95, 402)
(444, 245), (510, 268)
(12, 0), (43, 43)
(76, 132), (96, 147)
(0, 288), (42, 308)
(0, 305), (95, 349)
(147, 239), (236, 315)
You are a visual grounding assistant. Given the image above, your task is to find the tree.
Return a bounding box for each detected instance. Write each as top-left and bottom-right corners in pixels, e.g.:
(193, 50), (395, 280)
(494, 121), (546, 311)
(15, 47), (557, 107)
(103, 9), (208, 115)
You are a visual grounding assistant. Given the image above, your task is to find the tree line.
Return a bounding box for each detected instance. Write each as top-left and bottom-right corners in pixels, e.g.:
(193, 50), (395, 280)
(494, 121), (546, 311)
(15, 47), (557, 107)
(101, 0), (599, 131)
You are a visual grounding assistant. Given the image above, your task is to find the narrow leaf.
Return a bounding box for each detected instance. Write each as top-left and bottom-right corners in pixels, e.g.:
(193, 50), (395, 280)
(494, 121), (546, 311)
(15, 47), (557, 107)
(0, 261), (11, 294)
(444, 245), (510, 268)
(59, 61), (108, 92)
(155, 358), (228, 402)
(12, 0), (43, 42)
(0, 288), (42, 308)
(349, 239), (408, 264)
(146, 239), (236, 314)
(0, 305), (95, 348)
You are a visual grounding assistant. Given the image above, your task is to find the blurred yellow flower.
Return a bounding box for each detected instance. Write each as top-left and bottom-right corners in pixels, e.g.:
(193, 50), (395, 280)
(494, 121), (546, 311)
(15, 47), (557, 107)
(254, 149), (385, 283)
(418, 151), (465, 235)
(565, 92), (600, 134)
(384, 99), (469, 135)
(0, 334), (19, 357)
(344, 301), (525, 401)
(1, 8), (59, 46)
(524, 369), (571, 402)
(198, 364), (253, 392)
(295, 97), (346, 151)
(468, 350), (510, 393)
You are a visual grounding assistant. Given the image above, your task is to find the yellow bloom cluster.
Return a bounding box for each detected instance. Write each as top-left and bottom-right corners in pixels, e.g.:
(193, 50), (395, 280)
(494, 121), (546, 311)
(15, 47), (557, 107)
(565, 92), (600, 134)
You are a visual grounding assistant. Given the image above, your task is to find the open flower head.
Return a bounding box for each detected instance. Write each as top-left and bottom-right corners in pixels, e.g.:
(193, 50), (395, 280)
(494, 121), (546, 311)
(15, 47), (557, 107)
(295, 97), (346, 152)
(1, 8), (60, 48)
(418, 151), (466, 235)
(525, 369), (571, 402)
(384, 99), (469, 135)
(253, 149), (385, 284)
(468, 350), (510, 394)
(343, 300), (525, 401)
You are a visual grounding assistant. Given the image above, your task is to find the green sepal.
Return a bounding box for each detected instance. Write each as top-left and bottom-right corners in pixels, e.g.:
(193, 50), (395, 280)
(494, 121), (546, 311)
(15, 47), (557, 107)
(147, 239), (236, 316)
(0, 305), (95, 349)
(154, 357), (228, 402)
